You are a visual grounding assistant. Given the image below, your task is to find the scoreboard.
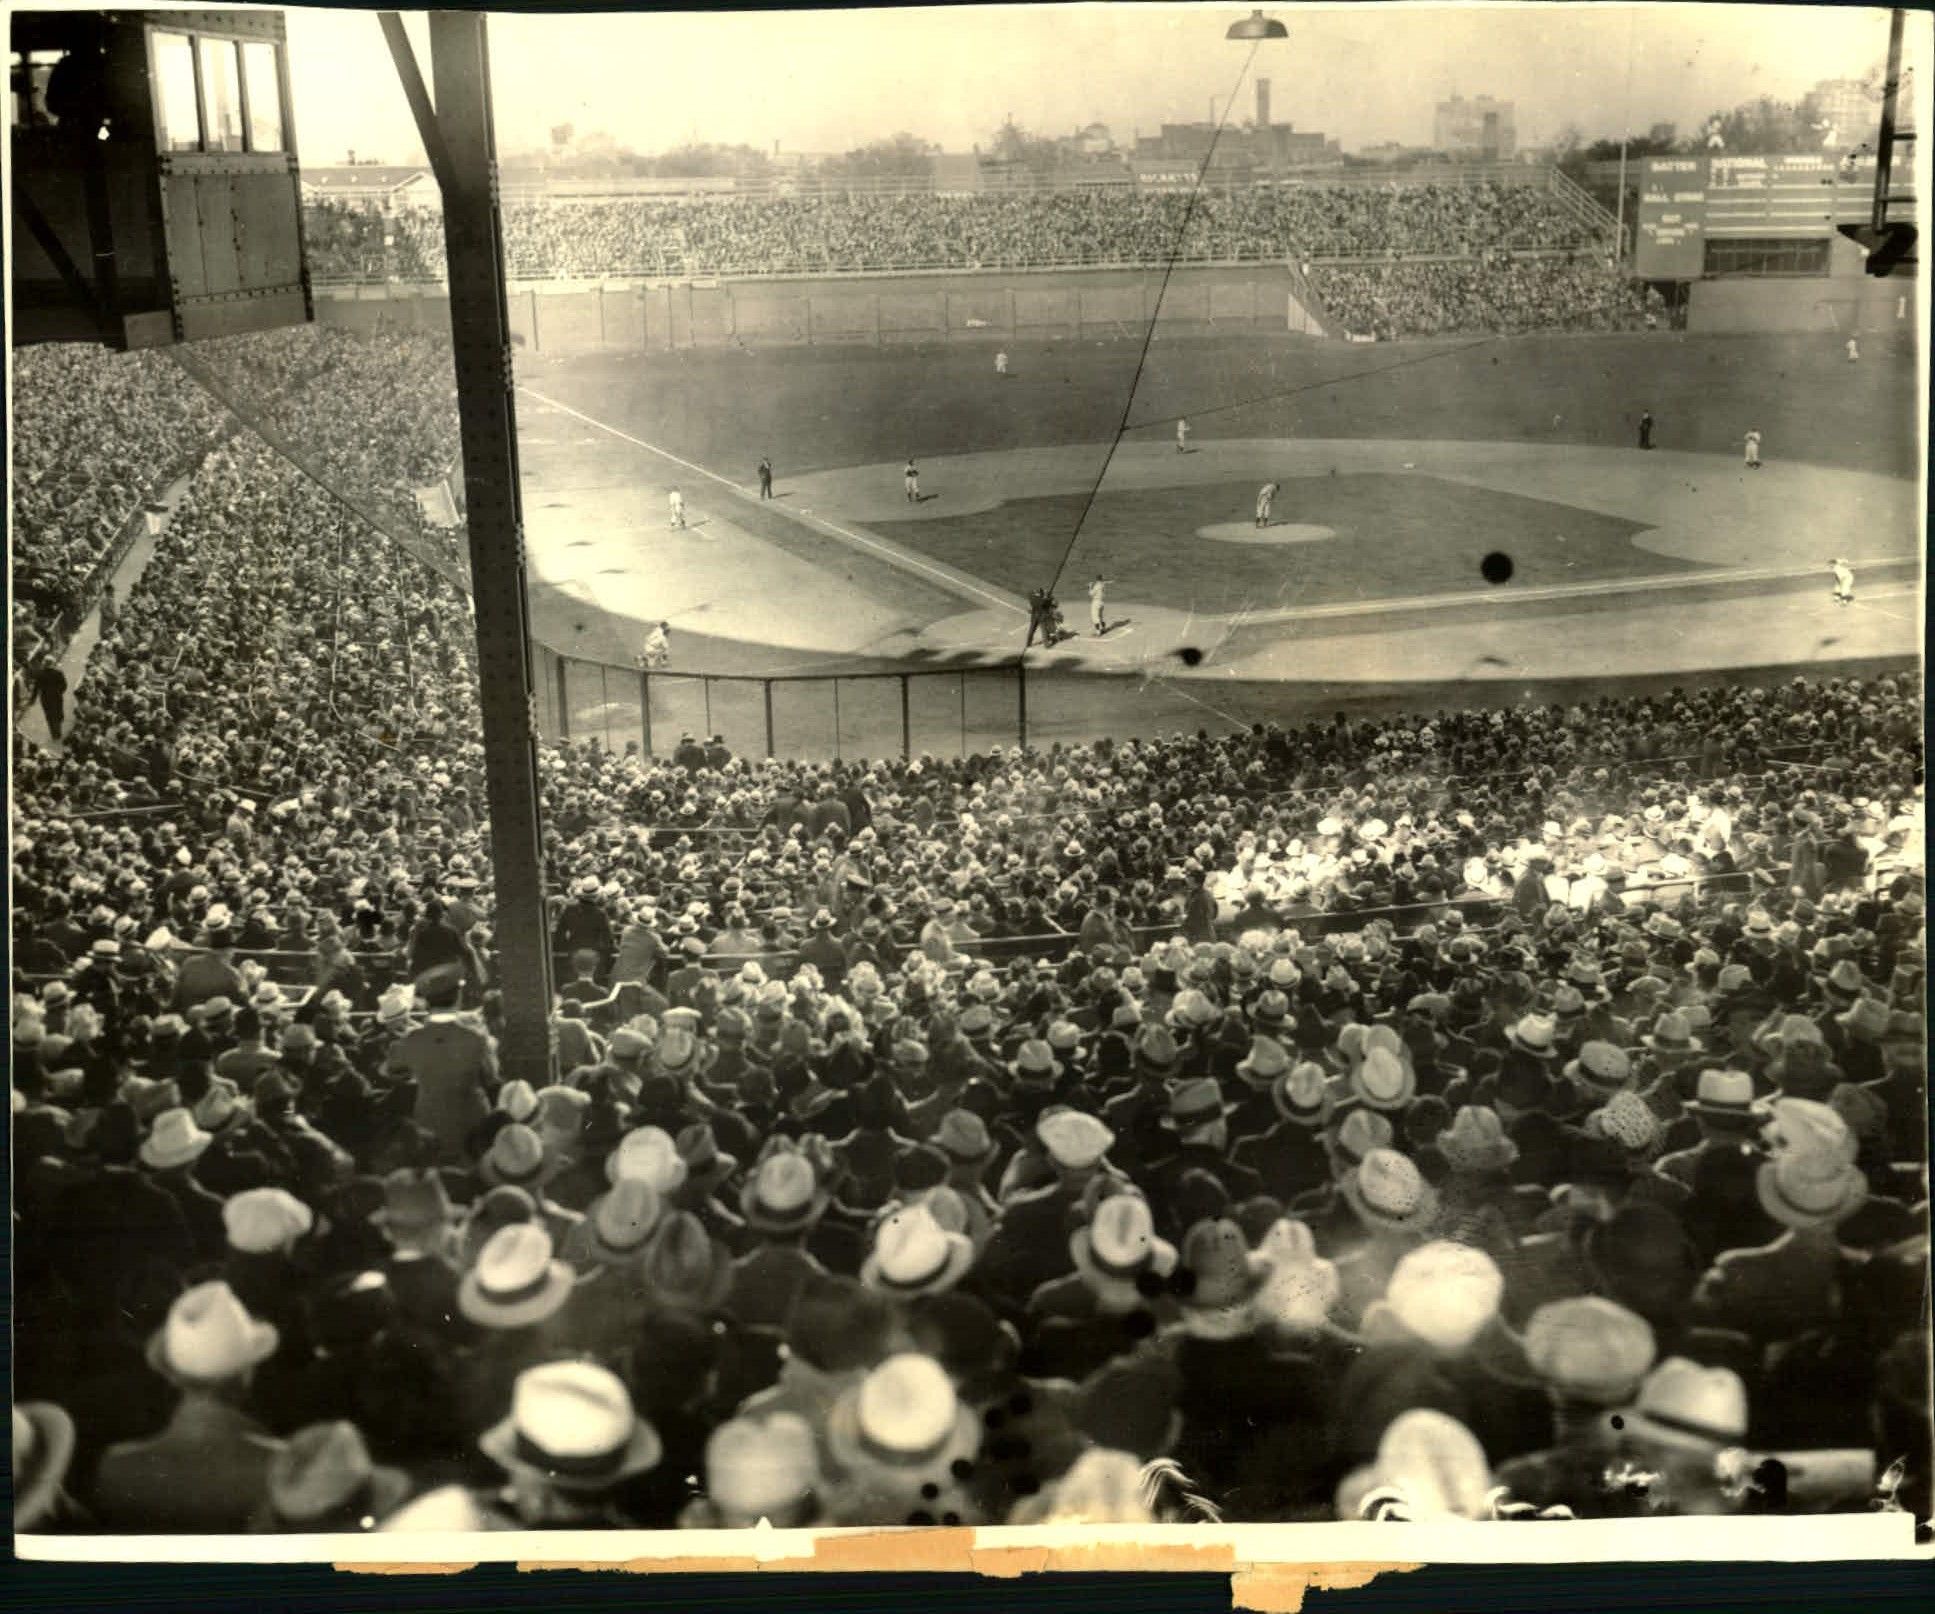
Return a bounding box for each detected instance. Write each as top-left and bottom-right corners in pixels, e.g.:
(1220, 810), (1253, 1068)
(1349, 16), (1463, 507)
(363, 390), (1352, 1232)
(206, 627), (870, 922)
(1634, 153), (1904, 279)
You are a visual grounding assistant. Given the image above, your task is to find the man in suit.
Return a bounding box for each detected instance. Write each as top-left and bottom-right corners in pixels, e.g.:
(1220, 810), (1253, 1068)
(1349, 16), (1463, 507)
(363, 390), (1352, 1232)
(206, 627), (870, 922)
(385, 964), (498, 1164)
(723, 1151), (832, 1332)
(93, 1282), (288, 1532)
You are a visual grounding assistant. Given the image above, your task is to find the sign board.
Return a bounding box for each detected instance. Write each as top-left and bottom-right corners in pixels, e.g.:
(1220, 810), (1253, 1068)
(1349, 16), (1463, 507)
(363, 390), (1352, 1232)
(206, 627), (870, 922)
(1635, 152), (1904, 279)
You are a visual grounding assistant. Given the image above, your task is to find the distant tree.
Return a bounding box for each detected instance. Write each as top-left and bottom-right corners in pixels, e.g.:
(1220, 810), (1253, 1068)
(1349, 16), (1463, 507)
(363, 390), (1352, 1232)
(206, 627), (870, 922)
(649, 142), (774, 179)
(988, 118), (1063, 172)
(820, 131), (939, 180)
(550, 122), (574, 149)
(1693, 95), (1819, 155)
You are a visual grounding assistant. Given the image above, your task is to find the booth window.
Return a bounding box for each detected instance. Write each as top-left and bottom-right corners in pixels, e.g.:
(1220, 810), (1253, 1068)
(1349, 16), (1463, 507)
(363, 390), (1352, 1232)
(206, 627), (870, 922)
(152, 31), (199, 151)
(197, 36), (244, 152)
(241, 40), (283, 151)
(1703, 237), (1832, 278)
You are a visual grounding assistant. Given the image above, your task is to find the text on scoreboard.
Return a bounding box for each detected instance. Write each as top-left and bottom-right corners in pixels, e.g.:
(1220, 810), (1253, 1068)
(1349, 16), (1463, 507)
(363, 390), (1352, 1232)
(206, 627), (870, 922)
(1634, 153), (1894, 279)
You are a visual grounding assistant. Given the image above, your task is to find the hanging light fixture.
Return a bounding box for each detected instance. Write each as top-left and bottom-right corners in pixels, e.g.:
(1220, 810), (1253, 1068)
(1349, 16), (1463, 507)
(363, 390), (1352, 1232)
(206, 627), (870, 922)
(1227, 9), (1289, 40)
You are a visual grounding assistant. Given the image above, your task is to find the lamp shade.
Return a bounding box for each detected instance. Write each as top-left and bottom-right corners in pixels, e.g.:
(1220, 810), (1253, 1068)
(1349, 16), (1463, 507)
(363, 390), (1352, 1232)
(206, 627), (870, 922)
(1228, 9), (1289, 39)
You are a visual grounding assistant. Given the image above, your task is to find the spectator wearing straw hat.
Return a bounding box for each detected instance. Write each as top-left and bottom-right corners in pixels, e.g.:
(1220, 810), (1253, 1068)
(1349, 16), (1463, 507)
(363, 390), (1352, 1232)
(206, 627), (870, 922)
(681, 1411), (825, 1530)
(250, 1419), (413, 1533)
(725, 1149), (834, 1330)
(1232, 1057), (1336, 1202)
(94, 1281), (287, 1532)
(1614, 1357), (1752, 1516)
(1334, 1148), (1440, 1328)
(822, 1352), (984, 1526)
(478, 1360), (662, 1527)
(454, 1222), (581, 1437)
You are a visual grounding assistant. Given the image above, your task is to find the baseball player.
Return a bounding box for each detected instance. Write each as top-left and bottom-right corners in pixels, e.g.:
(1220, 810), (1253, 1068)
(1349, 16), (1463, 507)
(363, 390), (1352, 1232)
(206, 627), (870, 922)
(1089, 575), (1110, 636)
(757, 457), (773, 499)
(1638, 410), (1654, 450)
(995, 350), (1009, 376)
(640, 621), (671, 668)
(904, 460), (921, 502)
(1176, 417), (1190, 454)
(1255, 481), (1280, 528)
(1846, 336), (1860, 363)
(1743, 430), (1762, 470)
(668, 488), (687, 528)
(1830, 558), (1855, 606)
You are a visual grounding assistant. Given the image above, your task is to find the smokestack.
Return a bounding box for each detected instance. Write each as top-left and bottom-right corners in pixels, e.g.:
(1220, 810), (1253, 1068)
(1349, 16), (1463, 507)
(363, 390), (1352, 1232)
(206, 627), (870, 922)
(1256, 78), (1271, 129)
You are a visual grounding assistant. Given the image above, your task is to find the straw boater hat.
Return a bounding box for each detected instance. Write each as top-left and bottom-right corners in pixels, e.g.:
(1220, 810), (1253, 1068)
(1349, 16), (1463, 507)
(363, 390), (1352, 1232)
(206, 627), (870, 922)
(825, 1353), (981, 1485)
(1008, 1039), (1063, 1086)
(139, 1106), (213, 1171)
(607, 1126), (689, 1194)
(1640, 1010), (1703, 1056)
(1068, 1190), (1178, 1308)
(480, 1361), (662, 1491)
(1350, 1045), (1416, 1112)
(224, 1187), (316, 1255)
(640, 1211), (735, 1312)
(146, 1280), (279, 1386)
(479, 1123), (558, 1192)
(1161, 1076), (1237, 1133)
(1342, 1147), (1441, 1235)
(580, 1179), (664, 1266)
(1036, 1107), (1114, 1170)
(701, 1412), (822, 1528)
(860, 1202), (975, 1299)
(458, 1223), (576, 1330)
(1252, 1217), (1340, 1337)
(1756, 1112), (1869, 1231)
(1381, 1241), (1504, 1353)
(1683, 1068), (1770, 1130)
(934, 1109), (997, 1167)
(1505, 1014), (1560, 1061)
(1563, 1040), (1632, 1097)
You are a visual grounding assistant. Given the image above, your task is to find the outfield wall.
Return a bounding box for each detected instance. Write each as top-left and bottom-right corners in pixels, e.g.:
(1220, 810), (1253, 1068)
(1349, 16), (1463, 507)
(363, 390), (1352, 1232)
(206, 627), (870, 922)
(1684, 235), (1917, 335)
(314, 266), (1302, 353)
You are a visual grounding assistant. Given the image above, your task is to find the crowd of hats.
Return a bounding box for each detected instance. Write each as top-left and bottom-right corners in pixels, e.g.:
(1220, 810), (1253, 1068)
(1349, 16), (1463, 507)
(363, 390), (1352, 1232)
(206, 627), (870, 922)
(11, 823), (1927, 1531)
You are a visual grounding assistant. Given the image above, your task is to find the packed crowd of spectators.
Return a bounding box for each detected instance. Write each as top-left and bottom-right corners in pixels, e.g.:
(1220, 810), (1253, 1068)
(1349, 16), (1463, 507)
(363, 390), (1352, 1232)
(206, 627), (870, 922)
(9, 324), (1927, 1536)
(301, 181), (1604, 282)
(10, 347), (223, 676)
(303, 199), (445, 282)
(1313, 254), (1656, 340)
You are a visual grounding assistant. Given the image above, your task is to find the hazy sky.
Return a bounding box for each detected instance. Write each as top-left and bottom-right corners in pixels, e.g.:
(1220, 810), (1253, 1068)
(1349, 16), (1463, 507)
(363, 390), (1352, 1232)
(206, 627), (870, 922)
(280, 4), (1912, 164)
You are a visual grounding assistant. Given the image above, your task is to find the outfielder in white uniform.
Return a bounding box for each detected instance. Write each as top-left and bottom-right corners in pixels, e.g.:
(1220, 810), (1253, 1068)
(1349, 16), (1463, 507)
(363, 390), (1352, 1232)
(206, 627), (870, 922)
(668, 489), (686, 528)
(1089, 576), (1109, 636)
(1847, 337), (1861, 363)
(1743, 430), (1762, 469)
(1255, 481), (1280, 528)
(1176, 418), (1190, 453)
(1830, 558), (1855, 605)
(641, 621), (671, 668)
(995, 350), (1009, 376)
(904, 460), (921, 502)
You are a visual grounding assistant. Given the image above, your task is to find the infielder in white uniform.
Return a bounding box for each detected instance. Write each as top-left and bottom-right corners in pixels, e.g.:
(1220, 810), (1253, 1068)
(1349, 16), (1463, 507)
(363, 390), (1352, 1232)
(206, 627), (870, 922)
(904, 460), (921, 502)
(1830, 558), (1855, 605)
(1089, 575), (1109, 636)
(1743, 430), (1762, 469)
(668, 488), (686, 528)
(1176, 417), (1190, 453)
(1255, 481), (1280, 528)
(640, 620), (671, 668)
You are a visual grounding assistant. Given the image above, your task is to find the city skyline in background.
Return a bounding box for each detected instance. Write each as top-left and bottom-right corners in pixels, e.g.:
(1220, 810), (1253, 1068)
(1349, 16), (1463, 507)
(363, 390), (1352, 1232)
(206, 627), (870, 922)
(281, 3), (1910, 168)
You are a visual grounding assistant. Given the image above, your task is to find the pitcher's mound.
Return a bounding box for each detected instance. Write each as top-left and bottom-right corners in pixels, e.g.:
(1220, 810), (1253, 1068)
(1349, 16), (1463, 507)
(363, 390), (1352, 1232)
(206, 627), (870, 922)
(1197, 521), (1337, 546)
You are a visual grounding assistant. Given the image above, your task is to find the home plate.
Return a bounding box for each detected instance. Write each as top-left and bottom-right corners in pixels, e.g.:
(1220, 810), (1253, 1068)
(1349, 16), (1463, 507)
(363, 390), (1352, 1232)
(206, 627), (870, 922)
(1196, 522), (1338, 547)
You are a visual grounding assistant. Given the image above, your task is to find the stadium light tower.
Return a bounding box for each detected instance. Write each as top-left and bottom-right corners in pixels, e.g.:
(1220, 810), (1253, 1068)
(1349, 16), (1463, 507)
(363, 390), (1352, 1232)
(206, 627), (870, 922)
(1227, 9), (1289, 40)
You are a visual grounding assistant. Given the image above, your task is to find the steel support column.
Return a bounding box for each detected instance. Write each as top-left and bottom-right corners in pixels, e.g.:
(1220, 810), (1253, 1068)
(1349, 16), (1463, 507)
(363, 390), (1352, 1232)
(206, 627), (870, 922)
(404, 12), (554, 1080)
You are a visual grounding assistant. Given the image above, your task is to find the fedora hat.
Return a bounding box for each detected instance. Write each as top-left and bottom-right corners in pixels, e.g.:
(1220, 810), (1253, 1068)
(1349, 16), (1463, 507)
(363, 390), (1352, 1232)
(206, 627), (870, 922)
(640, 1210), (735, 1311)
(1342, 1147), (1440, 1234)
(1524, 1297), (1656, 1406)
(480, 1123), (556, 1191)
(1273, 1059), (1335, 1128)
(1134, 1025), (1184, 1077)
(1684, 1068), (1769, 1128)
(1251, 988), (1294, 1031)
(1621, 1358), (1748, 1453)
(1640, 1010), (1703, 1054)
(1836, 995), (1892, 1042)
(1505, 1014), (1559, 1060)
(370, 1168), (454, 1236)
(1757, 1139), (1869, 1231)
(1253, 1217), (1340, 1337)
(1068, 1191), (1177, 1303)
(676, 1121), (738, 1197)
(607, 1126), (689, 1194)
(458, 1223), (576, 1330)
(860, 1203), (975, 1298)
(1161, 1076), (1236, 1132)
(1235, 1035), (1292, 1089)
(139, 1106), (212, 1171)
(146, 1280), (279, 1385)
(1174, 1218), (1270, 1339)
(934, 1108), (996, 1166)
(826, 1353), (980, 1482)
(480, 1361), (662, 1491)
(1008, 1039), (1063, 1084)
(1436, 1106), (1518, 1175)
(1766, 1037), (1840, 1098)
(12, 1402), (76, 1530)
(263, 1421), (411, 1532)
(1762, 1096), (1860, 1164)
(1823, 959), (1868, 1000)
(191, 1077), (249, 1135)
(584, 1179), (663, 1265)
(224, 1186), (315, 1255)
(1384, 1241), (1504, 1352)
(1332, 1105), (1395, 1165)
(740, 1150), (831, 1235)
(1350, 1045), (1416, 1112)
(1036, 1107), (1115, 1170)
(703, 1412), (821, 1528)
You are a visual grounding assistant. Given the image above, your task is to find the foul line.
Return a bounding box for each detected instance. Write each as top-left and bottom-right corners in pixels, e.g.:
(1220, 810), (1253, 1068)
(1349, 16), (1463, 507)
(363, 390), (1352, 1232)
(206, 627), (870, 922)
(518, 385), (1025, 616)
